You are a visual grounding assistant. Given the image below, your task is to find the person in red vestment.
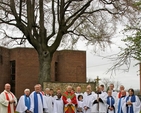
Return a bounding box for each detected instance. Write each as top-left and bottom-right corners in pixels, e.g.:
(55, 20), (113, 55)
(62, 86), (77, 113)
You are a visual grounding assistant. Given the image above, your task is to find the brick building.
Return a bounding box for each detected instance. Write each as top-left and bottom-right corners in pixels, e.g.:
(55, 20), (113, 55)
(0, 47), (86, 98)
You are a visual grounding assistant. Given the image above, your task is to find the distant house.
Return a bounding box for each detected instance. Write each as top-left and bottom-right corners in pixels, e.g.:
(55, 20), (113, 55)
(0, 47), (86, 98)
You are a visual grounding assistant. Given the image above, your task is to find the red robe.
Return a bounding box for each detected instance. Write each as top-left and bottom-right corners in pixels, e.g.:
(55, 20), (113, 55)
(62, 91), (77, 113)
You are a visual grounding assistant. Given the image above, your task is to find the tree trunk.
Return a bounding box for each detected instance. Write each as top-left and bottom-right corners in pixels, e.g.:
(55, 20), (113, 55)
(38, 50), (52, 85)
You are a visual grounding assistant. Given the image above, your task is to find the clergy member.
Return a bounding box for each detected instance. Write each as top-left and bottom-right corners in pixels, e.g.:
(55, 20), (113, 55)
(126, 88), (141, 113)
(83, 88), (95, 113)
(75, 86), (83, 99)
(91, 86), (107, 113)
(30, 84), (47, 113)
(16, 88), (31, 113)
(106, 90), (115, 113)
(62, 85), (77, 113)
(44, 88), (53, 113)
(0, 83), (17, 113)
(53, 92), (64, 113)
(109, 83), (117, 99)
(116, 90), (126, 113)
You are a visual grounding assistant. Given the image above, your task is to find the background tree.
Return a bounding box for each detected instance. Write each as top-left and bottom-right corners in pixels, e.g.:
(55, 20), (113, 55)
(106, 1), (141, 74)
(0, 0), (137, 84)
(100, 78), (121, 91)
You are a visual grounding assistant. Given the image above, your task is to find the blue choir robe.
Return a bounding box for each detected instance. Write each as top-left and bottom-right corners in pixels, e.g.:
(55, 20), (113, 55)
(106, 96), (115, 113)
(126, 95), (141, 113)
(116, 96), (126, 113)
(29, 91), (47, 113)
(16, 95), (31, 113)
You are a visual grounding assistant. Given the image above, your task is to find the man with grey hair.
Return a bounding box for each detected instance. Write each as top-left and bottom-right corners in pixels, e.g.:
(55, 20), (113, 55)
(116, 90), (127, 113)
(62, 85), (77, 113)
(16, 88), (31, 113)
(0, 83), (17, 113)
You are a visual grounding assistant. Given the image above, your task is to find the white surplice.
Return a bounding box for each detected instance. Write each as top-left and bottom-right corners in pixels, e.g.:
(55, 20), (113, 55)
(83, 92), (95, 113)
(0, 90), (17, 113)
(29, 91), (47, 113)
(44, 95), (54, 113)
(91, 92), (107, 113)
(116, 96), (126, 113)
(16, 95), (31, 113)
(125, 95), (141, 113)
(53, 98), (64, 113)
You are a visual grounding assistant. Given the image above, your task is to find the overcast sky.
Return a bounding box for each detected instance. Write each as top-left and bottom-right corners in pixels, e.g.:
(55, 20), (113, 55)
(77, 32), (140, 90)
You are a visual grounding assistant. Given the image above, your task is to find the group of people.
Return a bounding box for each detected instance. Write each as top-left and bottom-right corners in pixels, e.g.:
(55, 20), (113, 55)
(0, 83), (141, 113)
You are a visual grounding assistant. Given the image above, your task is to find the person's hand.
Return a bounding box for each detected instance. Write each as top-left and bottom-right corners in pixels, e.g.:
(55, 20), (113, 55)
(68, 102), (72, 105)
(127, 101), (132, 105)
(109, 107), (113, 111)
(9, 99), (15, 104)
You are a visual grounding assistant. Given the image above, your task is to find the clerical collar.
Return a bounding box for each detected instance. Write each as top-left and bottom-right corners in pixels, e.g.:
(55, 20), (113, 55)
(87, 93), (92, 96)
(96, 92), (101, 94)
(121, 96), (125, 98)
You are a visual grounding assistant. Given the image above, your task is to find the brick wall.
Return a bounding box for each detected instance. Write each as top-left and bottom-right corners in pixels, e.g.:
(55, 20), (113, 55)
(0, 47), (86, 98)
(0, 47), (11, 93)
(51, 50), (86, 82)
(10, 48), (39, 97)
(43, 82), (95, 93)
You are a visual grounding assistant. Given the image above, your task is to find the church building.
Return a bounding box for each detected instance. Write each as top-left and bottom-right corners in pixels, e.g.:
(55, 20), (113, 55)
(0, 47), (86, 98)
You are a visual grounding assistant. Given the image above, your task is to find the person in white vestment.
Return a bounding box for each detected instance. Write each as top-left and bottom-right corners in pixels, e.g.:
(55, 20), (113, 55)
(125, 88), (141, 113)
(30, 84), (47, 113)
(83, 88), (95, 113)
(116, 85), (128, 99)
(76, 95), (84, 113)
(109, 84), (117, 99)
(83, 85), (95, 96)
(91, 86), (107, 113)
(106, 90), (115, 113)
(44, 88), (54, 113)
(0, 83), (17, 113)
(16, 89), (31, 113)
(75, 86), (83, 99)
(53, 92), (64, 113)
(116, 90), (127, 113)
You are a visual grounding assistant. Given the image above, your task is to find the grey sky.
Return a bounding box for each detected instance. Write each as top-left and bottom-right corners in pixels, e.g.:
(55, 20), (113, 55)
(77, 33), (140, 90)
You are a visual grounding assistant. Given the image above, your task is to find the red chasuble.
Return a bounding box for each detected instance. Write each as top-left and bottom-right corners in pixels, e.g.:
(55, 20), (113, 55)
(62, 91), (77, 113)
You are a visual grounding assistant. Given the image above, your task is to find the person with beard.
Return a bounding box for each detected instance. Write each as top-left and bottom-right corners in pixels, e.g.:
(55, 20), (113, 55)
(53, 92), (64, 113)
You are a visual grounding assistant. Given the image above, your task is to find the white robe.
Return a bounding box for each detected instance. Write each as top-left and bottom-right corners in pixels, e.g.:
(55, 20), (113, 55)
(83, 92), (95, 113)
(0, 90), (17, 113)
(44, 95), (53, 113)
(75, 93), (83, 99)
(116, 96), (126, 113)
(30, 91), (47, 113)
(16, 95), (31, 113)
(91, 92), (107, 113)
(112, 90), (117, 99)
(53, 98), (64, 113)
(125, 95), (141, 113)
(77, 100), (84, 113)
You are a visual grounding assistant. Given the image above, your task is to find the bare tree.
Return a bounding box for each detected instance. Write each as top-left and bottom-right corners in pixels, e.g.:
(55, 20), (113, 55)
(0, 0), (137, 84)
(100, 78), (121, 91)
